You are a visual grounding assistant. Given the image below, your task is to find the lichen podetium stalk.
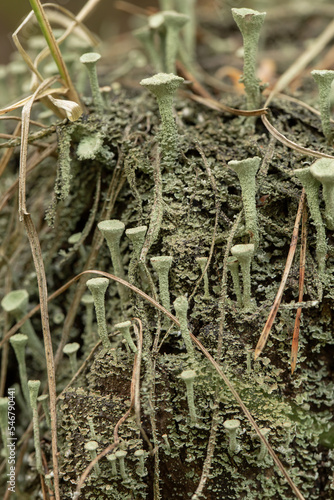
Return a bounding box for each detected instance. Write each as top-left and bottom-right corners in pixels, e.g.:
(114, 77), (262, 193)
(140, 73), (184, 169)
(228, 157), (261, 249)
(173, 296), (195, 364)
(180, 370), (197, 422)
(163, 11), (189, 74)
(98, 220), (129, 304)
(150, 256), (173, 312)
(80, 53), (104, 114)
(311, 70), (334, 145)
(0, 398), (9, 473)
(232, 8), (266, 111)
(28, 380), (43, 474)
(293, 167), (327, 273)
(86, 277), (111, 350)
(309, 158), (334, 230)
(231, 244), (255, 311)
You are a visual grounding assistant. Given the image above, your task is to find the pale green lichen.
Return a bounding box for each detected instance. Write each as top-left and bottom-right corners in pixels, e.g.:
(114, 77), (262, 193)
(1, 289), (45, 365)
(231, 243), (255, 311)
(28, 380), (43, 474)
(0, 398), (9, 473)
(126, 225), (147, 284)
(37, 394), (51, 428)
(309, 158), (334, 230)
(84, 440), (100, 476)
(180, 369), (197, 422)
(133, 26), (162, 72)
(162, 11), (189, 73)
(9, 334), (30, 406)
(134, 449), (147, 477)
(227, 256), (242, 306)
(63, 342), (80, 376)
(140, 73), (184, 168)
(232, 8), (266, 110)
(150, 255), (173, 313)
(228, 156), (261, 249)
(256, 427), (270, 462)
(98, 220), (129, 304)
(86, 277), (111, 350)
(173, 296), (195, 363)
(293, 166), (327, 273)
(80, 52), (104, 113)
(223, 419), (240, 455)
(114, 320), (137, 353)
(76, 133), (104, 160)
(311, 70), (334, 145)
(115, 449), (128, 480)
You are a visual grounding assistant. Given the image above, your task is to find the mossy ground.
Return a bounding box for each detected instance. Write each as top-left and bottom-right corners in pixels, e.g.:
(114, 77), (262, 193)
(11, 87), (332, 499)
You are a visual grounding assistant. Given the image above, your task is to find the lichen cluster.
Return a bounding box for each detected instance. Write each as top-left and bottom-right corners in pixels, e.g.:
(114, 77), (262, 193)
(48, 86), (334, 499)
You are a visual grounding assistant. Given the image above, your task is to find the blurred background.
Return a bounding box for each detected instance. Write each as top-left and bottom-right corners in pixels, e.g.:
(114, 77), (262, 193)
(0, 0), (161, 64)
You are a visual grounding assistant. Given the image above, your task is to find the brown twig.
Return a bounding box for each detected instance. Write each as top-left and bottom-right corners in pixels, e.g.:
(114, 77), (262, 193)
(254, 190), (306, 360)
(291, 203), (308, 374)
(261, 114), (334, 159)
(181, 90), (268, 117)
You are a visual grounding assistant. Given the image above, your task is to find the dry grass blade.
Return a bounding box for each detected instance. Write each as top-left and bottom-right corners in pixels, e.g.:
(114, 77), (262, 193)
(261, 115), (334, 159)
(0, 86), (68, 117)
(28, 0), (81, 105)
(291, 203), (308, 374)
(0, 142), (57, 212)
(0, 115), (48, 128)
(18, 76), (60, 219)
(254, 190), (306, 360)
(12, 10), (45, 82)
(31, 1), (100, 77)
(265, 18), (334, 106)
(183, 91), (268, 117)
(23, 214), (60, 500)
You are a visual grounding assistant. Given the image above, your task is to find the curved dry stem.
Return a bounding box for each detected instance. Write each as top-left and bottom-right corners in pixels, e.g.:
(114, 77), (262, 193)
(262, 114), (334, 159)
(0, 85), (67, 117)
(19, 76), (60, 219)
(31, 1), (100, 83)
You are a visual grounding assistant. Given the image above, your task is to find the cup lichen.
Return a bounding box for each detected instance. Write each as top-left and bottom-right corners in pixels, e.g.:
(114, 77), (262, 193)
(232, 8), (266, 111)
(140, 73), (184, 168)
(86, 277), (111, 350)
(231, 243), (255, 311)
(228, 156), (261, 249)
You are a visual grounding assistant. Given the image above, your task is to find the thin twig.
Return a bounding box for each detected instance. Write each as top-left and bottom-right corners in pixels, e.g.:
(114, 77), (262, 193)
(23, 214), (60, 500)
(261, 115), (334, 159)
(182, 90), (268, 117)
(254, 190), (306, 360)
(265, 18), (334, 106)
(291, 203), (308, 374)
